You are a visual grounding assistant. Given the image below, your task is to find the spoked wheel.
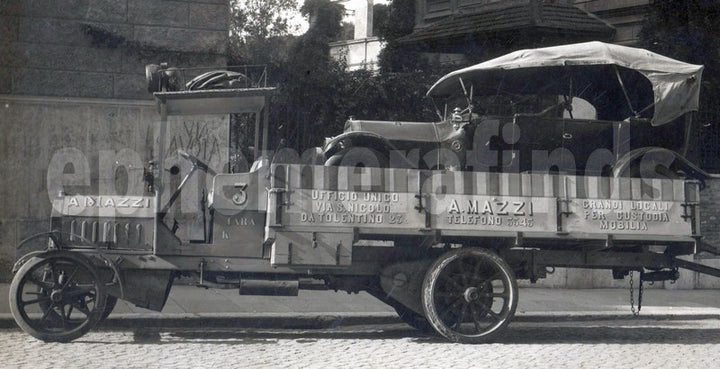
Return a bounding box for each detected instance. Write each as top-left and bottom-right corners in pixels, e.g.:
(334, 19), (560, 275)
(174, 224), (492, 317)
(100, 295), (118, 321)
(422, 248), (517, 343)
(10, 252), (107, 342)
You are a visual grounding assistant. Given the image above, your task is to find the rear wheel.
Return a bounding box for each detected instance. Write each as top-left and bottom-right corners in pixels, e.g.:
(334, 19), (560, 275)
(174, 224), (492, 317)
(422, 248), (517, 343)
(10, 252), (107, 342)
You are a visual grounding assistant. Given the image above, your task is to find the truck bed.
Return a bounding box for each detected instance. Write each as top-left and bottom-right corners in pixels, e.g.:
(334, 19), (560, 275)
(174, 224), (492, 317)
(265, 165), (699, 266)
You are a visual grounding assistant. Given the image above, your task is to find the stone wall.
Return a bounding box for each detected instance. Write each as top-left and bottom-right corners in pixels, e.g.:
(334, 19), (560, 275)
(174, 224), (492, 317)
(0, 0), (228, 99)
(0, 96), (229, 280)
(0, 1), (230, 280)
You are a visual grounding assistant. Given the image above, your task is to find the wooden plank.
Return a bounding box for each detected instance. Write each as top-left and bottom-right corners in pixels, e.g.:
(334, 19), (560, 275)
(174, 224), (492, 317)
(487, 172), (500, 195)
(661, 178), (674, 201)
(272, 164), (287, 188)
(521, 173), (533, 197)
(545, 174), (556, 197)
(506, 173), (522, 196)
(463, 171), (475, 195)
(531, 173), (545, 197)
(575, 175), (587, 199)
(631, 178), (642, 199)
(586, 176), (599, 199)
(475, 172), (489, 195)
(673, 180), (685, 201)
(389, 168), (409, 193)
(337, 166), (349, 191)
(409, 169), (421, 194)
(650, 178), (663, 200)
(562, 175), (577, 199)
(370, 167), (384, 192)
(617, 177), (632, 200)
(598, 176), (611, 199)
(291, 164), (305, 190)
(312, 165), (325, 190)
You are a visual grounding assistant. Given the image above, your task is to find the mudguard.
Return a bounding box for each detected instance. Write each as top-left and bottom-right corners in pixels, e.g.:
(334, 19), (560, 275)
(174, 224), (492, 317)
(323, 131), (418, 168)
(613, 146), (716, 188)
(323, 131), (396, 158)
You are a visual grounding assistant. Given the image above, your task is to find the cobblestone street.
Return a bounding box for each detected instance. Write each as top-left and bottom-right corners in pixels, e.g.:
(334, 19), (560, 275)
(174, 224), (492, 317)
(2, 318), (720, 368)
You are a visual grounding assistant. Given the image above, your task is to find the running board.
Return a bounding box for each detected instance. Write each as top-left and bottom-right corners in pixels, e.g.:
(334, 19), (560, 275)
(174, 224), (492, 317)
(674, 257), (720, 278)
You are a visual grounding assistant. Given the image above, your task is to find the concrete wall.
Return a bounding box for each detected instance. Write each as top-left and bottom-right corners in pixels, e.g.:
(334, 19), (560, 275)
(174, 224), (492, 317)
(0, 1), (230, 281)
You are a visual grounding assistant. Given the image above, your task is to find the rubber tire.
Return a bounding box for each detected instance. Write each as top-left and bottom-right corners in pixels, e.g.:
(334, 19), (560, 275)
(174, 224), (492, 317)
(393, 304), (434, 333)
(100, 295), (118, 321)
(10, 253), (107, 343)
(421, 248), (518, 344)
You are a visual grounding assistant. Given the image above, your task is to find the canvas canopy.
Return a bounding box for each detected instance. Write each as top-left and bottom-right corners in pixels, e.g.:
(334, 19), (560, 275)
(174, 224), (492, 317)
(427, 41), (703, 126)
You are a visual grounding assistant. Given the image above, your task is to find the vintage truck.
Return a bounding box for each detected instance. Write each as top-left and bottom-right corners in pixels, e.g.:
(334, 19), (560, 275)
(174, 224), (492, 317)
(9, 41), (720, 343)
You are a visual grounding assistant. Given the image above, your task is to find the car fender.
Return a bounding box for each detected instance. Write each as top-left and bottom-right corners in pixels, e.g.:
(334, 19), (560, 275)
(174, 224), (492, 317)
(613, 147), (710, 188)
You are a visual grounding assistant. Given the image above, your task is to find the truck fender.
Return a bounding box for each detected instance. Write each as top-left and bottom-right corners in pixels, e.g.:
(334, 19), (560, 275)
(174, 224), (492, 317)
(12, 248), (95, 275)
(13, 235), (127, 300)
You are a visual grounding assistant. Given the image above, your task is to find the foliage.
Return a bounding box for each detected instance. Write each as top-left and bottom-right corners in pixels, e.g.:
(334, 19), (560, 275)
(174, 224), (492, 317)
(374, 0), (415, 42)
(273, 0), (347, 149)
(372, 3), (389, 37)
(334, 69), (440, 122)
(299, 0), (345, 39)
(638, 0), (720, 89)
(638, 0), (720, 168)
(227, 0), (301, 164)
(375, 0), (426, 73)
(230, 0), (299, 41)
(230, 0), (448, 152)
(228, 0), (299, 66)
(270, 0), (452, 151)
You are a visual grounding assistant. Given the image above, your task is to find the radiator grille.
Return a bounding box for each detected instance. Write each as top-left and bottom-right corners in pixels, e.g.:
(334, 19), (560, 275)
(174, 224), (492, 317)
(60, 217), (153, 250)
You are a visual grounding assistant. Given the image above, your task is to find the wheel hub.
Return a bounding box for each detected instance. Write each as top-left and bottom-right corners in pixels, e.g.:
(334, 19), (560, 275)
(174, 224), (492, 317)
(463, 287), (479, 302)
(50, 289), (63, 303)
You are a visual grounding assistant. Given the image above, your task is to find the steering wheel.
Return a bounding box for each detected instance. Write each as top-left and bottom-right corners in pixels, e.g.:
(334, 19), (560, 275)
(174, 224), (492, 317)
(178, 149), (217, 176)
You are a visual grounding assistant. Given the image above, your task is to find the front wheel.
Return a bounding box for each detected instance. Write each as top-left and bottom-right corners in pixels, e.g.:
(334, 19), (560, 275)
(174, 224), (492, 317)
(421, 248), (517, 343)
(9, 252), (107, 342)
(100, 295), (118, 321)
(393, 303), (434, 332)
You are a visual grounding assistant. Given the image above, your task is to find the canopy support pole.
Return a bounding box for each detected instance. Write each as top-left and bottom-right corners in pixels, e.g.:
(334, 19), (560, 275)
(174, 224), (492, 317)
(458, 77), (474, 117)
(614, 66), (639, 118)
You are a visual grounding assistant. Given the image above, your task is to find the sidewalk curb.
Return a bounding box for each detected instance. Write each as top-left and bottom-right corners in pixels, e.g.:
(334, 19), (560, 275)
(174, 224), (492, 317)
(514, 313), (720, 322)
(2, 312), (719, 330)
(0, 313), (402, 330)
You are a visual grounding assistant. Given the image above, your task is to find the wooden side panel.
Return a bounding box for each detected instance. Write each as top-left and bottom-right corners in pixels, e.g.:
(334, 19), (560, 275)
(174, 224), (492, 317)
(268, 165), (694, 242)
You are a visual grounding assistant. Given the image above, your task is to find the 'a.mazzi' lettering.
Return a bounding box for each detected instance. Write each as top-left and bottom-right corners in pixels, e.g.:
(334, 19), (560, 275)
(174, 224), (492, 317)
(448, 199), (533, 216)
(67, 196), (151, 209)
